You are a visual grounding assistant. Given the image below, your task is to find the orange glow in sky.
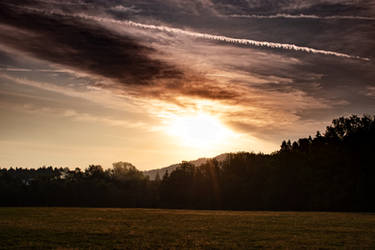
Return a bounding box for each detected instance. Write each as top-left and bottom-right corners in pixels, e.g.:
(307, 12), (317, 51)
(0, 0), (373, 170)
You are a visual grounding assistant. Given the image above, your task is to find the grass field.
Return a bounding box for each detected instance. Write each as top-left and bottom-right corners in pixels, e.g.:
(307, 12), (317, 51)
(0, 208), (374, 249)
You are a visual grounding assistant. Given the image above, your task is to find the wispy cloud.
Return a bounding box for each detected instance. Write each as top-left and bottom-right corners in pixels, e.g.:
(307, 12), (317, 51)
(0, 73), (146, 112)
(110, 5), (140, 14)
(62, 109), (147, 129)
(365, 86), (375, 97)
(0, 66), (69, 73)
(230, 14), (375, 21)
(47, 11), (370, 61)
(1, 0), (373, 143)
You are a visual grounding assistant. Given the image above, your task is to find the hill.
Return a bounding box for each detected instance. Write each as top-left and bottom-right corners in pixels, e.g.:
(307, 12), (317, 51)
(143, 153), (228, 180)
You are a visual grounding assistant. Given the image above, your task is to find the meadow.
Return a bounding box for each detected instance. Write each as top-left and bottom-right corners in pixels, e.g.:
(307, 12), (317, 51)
(0, 208), (374, 249)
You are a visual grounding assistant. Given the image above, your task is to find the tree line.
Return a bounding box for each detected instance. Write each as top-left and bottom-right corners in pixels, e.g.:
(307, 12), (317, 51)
(1, 115), (374, 211)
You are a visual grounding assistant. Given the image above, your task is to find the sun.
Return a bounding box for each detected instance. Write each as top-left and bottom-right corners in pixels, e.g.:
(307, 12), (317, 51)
(167, 113), (233, 149)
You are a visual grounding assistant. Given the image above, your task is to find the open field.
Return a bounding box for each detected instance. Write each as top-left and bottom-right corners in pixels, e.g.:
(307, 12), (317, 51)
(0, 208), (375, 249)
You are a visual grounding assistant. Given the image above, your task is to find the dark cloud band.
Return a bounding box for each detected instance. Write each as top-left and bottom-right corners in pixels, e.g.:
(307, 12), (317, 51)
(0, 1), (183, 85)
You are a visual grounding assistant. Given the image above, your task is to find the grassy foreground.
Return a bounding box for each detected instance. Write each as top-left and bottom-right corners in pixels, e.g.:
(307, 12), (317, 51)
(0, 208), (374, 249)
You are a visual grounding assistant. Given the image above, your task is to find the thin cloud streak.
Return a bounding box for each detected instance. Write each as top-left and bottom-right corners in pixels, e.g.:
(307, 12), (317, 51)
(21, 7), (369, 61)
(230, 14), (375, 21)
(0, 73), (146, 112)
(75, 14), (371, 61)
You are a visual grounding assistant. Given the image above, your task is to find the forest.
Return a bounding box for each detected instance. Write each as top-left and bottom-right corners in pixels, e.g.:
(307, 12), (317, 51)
(1, 115), (374, 211)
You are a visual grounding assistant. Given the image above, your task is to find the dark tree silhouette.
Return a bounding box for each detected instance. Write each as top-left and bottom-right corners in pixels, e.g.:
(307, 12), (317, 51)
(1, 115), (374, 211)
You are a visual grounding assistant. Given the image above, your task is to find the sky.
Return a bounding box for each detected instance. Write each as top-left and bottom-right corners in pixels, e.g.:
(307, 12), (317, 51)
(0, 0), (374, 170)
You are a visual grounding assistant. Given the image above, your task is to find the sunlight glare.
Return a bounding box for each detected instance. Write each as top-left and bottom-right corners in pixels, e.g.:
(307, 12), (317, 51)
(167, 113), (234, 149)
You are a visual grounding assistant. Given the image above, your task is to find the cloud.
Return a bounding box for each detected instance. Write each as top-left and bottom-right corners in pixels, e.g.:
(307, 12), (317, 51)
(1, 0), (374, 143)
(62, 109), (147, 129)
(110, 5), (140, 14)
(122, 20), (367, 60)
(31, 8), (369, 61)
(0, 1), (183, 86)
(207, 0), (375, 20)
(230, 14), (375, 20)
(0, 73), (148, 113)
(364, 86), (375, 98)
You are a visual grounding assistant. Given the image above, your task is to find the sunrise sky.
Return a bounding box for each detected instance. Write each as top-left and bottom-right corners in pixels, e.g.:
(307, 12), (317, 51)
(0, 0), (374, 170)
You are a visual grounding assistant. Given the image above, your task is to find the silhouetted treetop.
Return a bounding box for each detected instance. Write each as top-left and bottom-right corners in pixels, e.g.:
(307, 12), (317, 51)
(1, 114), (374, 211)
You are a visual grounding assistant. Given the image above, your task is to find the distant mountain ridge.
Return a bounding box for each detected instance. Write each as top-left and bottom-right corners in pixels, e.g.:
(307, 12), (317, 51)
(143, 153), (229, 180)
